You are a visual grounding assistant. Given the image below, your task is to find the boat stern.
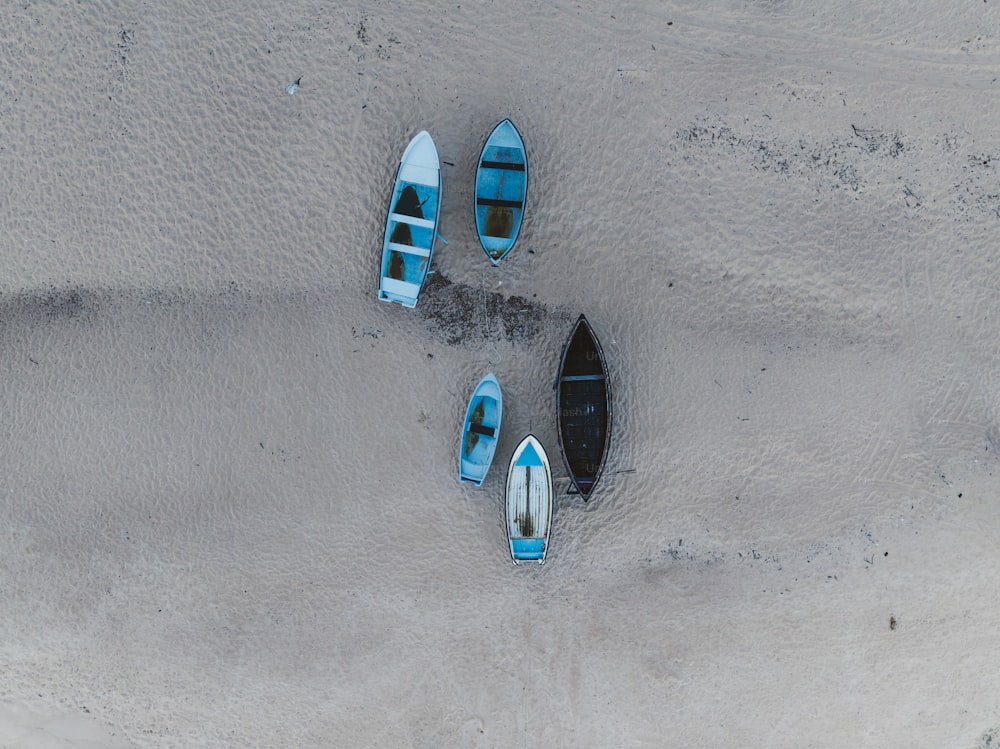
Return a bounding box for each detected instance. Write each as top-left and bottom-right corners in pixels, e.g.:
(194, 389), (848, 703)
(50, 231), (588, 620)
(510, 537), (547, 565)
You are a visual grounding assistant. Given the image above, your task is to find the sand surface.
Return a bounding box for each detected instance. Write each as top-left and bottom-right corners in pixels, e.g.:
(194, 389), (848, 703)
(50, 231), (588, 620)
(3, 1), (1000, 746)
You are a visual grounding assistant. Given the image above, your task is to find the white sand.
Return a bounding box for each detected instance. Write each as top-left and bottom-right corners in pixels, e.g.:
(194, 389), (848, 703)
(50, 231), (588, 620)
(3, 1), (1000, 746)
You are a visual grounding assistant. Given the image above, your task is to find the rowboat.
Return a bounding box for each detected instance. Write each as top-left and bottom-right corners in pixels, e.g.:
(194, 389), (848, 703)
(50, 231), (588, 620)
(459, 373), (503, 486)
(378, 131), (441, 308)
(505, 434), (553, 564)
(556, 315), (612, 498)
(474, 119), (528, 264)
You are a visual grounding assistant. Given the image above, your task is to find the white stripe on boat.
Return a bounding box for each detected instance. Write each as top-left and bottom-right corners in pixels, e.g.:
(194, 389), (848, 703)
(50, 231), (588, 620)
(380, 277), (422, 298)
(386, 242), (431, 258)
(389, 212), (435, 229)
(398, 162), (438, 186)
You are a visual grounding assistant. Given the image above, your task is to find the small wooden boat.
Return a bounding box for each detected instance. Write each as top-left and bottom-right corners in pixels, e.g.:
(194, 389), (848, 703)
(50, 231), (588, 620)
(378, 131), (441, 308)
(505, 434), (553, 564)
(459, 373), (503, 486)
(474, 119), (528, 265)
(556, 315), (612, 498)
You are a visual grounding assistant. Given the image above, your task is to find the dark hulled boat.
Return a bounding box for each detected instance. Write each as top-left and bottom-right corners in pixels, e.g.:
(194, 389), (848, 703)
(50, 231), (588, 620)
(556, 315), (612, 498)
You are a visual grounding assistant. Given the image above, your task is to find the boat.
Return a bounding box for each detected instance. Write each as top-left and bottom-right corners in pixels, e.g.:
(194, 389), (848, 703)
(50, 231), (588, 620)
(459, 373), (503, 486)
(504, 434), (553, 564)
(556, 314), (612, 498)
(474, 119), (528, 264)
(378, 131), (442, 308)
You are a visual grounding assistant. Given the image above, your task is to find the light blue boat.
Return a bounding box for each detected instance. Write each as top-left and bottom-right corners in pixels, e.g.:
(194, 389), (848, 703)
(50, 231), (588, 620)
(459, 373), (503, 486)
(379, 131), (441, 308)
(505, 434), (553, 564)
(474, 119), (528, 265)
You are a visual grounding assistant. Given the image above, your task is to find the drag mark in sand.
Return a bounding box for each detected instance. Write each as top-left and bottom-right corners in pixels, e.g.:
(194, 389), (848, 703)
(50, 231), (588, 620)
(676, 116), (1000, 221)
(640, 6), (1000, 91)
(674, 118), (892, 192)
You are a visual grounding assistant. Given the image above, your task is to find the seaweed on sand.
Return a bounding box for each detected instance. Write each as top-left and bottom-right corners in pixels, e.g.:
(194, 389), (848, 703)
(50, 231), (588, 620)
(419, 271), (549, 346)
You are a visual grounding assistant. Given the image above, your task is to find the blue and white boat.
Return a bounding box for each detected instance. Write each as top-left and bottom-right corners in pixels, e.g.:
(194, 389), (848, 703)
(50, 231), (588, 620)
(459, 373), (503, 486)
(378, 131), (441, 308)
(474, 119), (528, 264)
(504, 434), (553, 564)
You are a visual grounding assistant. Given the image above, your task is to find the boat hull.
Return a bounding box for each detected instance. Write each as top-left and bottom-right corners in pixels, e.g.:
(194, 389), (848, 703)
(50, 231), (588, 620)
(556, 315), (612, 498)
(505, 435), (553, 564)
(378, 131), (441, 308)
(474, 119), (528, 265)
(459, 373), (503, 486)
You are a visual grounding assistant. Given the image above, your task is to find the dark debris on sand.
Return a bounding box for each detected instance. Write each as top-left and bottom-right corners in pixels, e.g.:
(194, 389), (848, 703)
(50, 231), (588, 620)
(3, 286), (105, 323)
(419, 271), (549, 346)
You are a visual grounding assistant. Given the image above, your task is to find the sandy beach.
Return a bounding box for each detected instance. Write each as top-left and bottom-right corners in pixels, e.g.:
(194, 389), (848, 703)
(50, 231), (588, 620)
(3, 1), (1000, 746)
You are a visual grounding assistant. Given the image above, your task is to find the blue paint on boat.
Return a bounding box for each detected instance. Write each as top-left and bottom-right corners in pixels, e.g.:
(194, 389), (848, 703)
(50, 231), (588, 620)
(510, 538), (546, 560)
(474, 119), (528, 265)
(379, 131), (441, 308)
(459, 373), (503, 486)
(516, 440), (544, 467)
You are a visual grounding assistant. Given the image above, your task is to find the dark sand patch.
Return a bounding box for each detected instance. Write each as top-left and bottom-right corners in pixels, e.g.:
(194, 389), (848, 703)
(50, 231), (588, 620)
(419, 271), (549, 346)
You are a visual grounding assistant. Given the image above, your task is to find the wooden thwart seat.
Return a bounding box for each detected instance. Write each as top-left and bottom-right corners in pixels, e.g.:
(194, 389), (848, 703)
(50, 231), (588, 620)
(470, 422), (495, 437)
(387, 241), (431, 258)
(480, 160), (526, 172)
(389, 212), (435, 229)
(561, 374), (605, 381)
(477, 197), (523, 208)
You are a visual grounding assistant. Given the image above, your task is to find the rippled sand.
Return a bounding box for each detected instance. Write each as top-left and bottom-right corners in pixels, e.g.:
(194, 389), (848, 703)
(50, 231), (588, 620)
(3, 1), (1000, 746)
